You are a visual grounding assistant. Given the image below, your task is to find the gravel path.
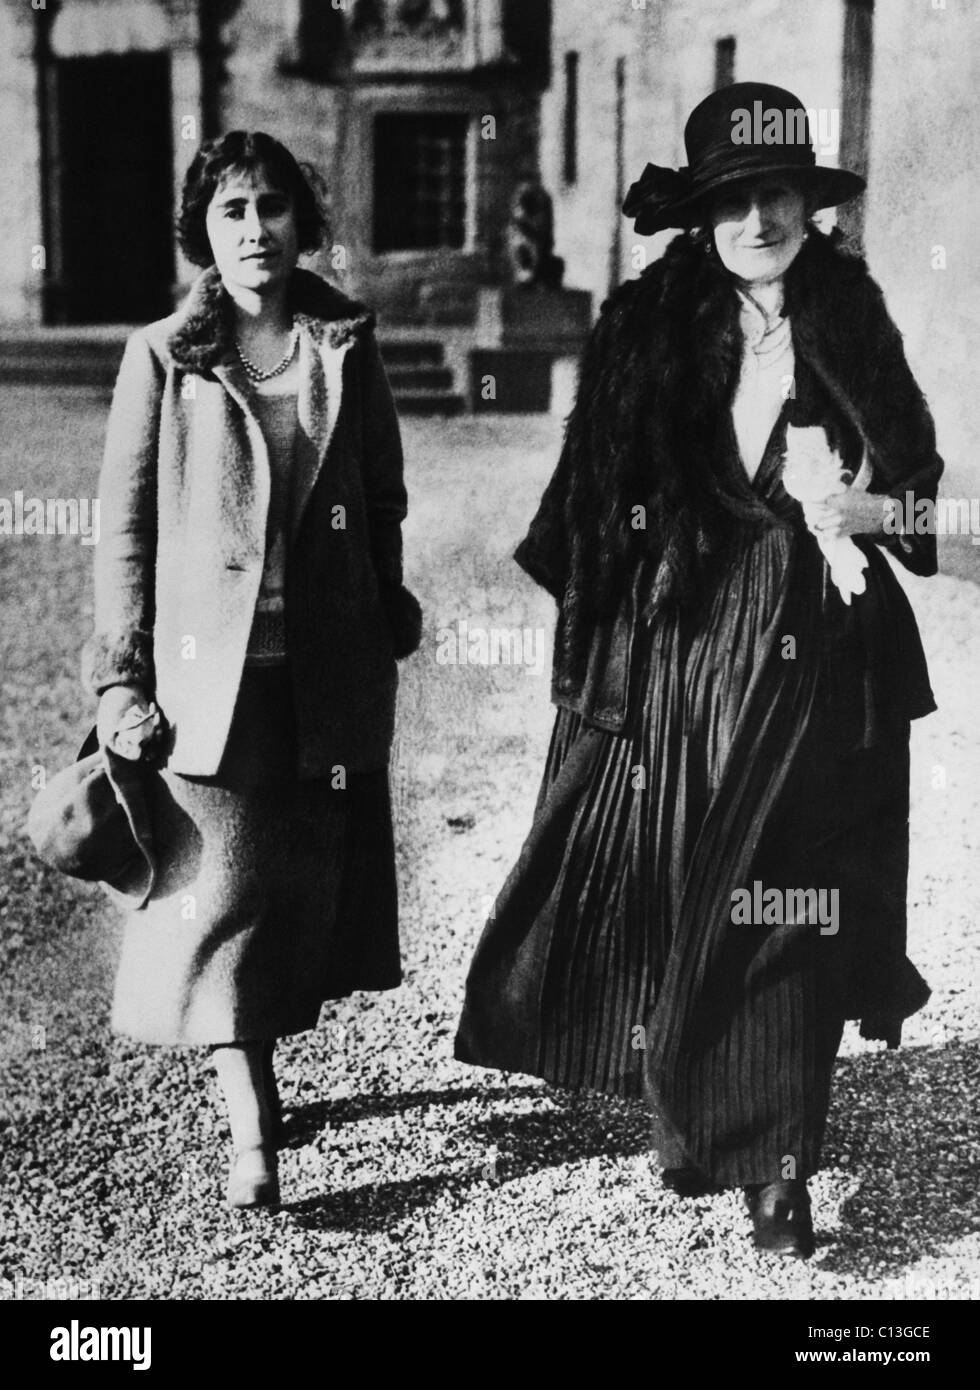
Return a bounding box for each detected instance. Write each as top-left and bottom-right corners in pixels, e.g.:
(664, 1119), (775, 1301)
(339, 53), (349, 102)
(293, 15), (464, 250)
(1, 391), (977, 1300)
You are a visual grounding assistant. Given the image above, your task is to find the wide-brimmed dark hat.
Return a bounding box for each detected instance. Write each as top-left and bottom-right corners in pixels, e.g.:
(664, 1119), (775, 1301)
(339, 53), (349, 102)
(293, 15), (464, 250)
(624, 81), (866, 235)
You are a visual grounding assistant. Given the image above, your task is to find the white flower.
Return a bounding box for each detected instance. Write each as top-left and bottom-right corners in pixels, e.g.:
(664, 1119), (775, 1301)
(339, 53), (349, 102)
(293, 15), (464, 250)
(782, 424), (850, 502)
(781, 425), (870, 605)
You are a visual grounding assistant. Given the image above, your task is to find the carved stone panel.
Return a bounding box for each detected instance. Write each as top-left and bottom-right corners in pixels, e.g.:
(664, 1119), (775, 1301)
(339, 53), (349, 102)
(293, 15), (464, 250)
(349, 0), (467, 72)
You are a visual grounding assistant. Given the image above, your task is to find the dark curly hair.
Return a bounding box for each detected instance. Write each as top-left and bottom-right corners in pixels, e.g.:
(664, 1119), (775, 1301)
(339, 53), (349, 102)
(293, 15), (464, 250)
(177, 131), (330, 268)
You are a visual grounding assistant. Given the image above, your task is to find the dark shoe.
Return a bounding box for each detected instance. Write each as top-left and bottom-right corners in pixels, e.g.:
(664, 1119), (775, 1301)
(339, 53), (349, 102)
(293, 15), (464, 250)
(744, 1179), (815, 1259)
(661, 1166), (719, 1198)
(226, 1144), (280, 1210)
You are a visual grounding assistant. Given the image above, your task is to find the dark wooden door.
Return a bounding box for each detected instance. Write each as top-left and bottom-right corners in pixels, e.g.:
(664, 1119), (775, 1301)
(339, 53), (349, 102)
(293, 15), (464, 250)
(49, 52), (174, 324)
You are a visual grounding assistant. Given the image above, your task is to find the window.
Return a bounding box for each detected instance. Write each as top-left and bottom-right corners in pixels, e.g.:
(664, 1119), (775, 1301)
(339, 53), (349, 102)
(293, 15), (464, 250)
(502, 0), (551, 85)
(563, 51), (579, 185)
(373, 113), (468, 252)
(715, 36), (736, 89)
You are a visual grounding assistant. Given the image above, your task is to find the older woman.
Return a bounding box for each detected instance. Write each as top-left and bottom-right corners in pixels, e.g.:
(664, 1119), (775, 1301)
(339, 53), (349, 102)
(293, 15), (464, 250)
(455, 83), (940, 1258)
(84, 131), (420, 1209)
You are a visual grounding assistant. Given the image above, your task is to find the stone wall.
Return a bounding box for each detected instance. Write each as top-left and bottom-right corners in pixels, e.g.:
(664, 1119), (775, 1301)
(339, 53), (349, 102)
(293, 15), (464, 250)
(203, 0), (345, 287)
(181, 0), (543, 313)
(0, 0), (540, 325)
(0, 2), (45, 321)
(863, 0), (980, 498)
(2, 0), (976, 507)
(539, 0), (979, 501)
(541, 0), (847, 305)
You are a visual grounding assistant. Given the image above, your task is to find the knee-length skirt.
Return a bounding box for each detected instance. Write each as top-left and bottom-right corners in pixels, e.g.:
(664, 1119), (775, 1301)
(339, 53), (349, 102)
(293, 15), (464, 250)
(109, 664), (400, 1046)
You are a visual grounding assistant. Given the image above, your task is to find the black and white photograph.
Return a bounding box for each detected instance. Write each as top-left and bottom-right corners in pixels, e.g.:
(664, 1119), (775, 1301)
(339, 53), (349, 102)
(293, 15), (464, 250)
(0, 0), (977, 1338)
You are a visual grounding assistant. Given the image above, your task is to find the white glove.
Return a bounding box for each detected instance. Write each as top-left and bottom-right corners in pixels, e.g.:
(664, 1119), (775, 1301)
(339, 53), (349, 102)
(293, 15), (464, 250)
(783, 426), (872, 606)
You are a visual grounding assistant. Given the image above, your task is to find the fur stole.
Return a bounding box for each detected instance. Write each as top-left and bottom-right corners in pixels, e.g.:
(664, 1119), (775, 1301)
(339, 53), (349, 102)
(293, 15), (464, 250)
(518, 227), (939, 678)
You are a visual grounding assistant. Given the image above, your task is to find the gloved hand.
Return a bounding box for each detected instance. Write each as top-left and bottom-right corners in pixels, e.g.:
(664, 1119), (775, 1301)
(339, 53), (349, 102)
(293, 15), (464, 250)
(799, 502), (870, 605)
(782, 426), (873, 606)
(96, 684), (164, 761)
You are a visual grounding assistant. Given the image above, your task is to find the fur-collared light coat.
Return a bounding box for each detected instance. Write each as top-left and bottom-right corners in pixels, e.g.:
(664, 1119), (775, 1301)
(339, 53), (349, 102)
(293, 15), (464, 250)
(83, 266), (420, 776)
(516, 229), (943, 733)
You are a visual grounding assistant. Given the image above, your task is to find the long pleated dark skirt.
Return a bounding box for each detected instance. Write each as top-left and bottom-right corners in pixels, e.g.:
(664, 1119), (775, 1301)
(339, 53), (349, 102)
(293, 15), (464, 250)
(455, 509), (919, 1188)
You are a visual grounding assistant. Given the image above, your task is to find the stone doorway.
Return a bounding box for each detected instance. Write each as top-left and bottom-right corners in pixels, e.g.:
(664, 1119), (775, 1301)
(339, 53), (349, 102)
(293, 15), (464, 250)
(45, 51), (174, 324)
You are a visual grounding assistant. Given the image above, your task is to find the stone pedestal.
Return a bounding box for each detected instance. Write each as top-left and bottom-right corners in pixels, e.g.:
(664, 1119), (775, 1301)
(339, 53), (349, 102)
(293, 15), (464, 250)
(476, 285), (592, 348)
(471, 285), (590, 413)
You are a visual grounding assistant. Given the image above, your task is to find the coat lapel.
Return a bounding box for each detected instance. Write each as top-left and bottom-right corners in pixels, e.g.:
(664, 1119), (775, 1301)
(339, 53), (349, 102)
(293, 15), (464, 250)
(210, 356), (270, 555)
(208, 332), (354, 550)
(167, 268), (373, 549)
(790, 328), (877, 481)
(289, 319), (354, 544)
(211, 355), (252, 417)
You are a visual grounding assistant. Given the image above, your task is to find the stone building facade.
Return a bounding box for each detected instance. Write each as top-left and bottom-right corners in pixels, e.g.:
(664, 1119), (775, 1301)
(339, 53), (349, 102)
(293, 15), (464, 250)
(537, 0), (978, 495)
(0, 0), (975, 478)
(0, 0), (548, 327)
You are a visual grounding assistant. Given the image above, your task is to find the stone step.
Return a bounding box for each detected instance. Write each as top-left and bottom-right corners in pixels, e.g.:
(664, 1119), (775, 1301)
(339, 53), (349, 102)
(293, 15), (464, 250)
(0, 337), (126, 360)
(377, 339), (445, 367)
(0, 331), (127, 385)
(417, 282), (480, 327)
(0, 330), (464, 406)
(394, 390), (466, 416)
(384, 364), (454, 392)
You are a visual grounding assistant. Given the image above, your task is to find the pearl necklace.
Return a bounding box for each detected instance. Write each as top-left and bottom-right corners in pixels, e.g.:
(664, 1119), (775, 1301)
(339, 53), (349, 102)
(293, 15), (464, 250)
(235, 323), (299, 383)
(745, 315), (792, 367)
(737, 285), (792, 368)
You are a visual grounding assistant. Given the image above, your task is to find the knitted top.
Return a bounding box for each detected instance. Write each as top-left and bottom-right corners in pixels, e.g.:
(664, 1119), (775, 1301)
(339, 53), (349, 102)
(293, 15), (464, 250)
(245, 391), (298, 666)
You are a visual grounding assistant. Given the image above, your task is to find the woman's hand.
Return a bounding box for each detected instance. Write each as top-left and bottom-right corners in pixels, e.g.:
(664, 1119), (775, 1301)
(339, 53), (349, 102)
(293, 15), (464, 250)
(97, 684), (164, 760)
(806, 488), (889, 540)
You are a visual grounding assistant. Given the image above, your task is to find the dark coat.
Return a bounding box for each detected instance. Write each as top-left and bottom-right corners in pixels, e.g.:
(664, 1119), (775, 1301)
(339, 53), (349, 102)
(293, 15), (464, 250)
(516, 230), (943, 734)
(82, 266), (420, 777)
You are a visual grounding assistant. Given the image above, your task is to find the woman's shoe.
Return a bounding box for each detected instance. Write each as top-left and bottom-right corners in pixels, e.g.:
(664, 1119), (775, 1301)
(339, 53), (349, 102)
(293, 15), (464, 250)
(661, 1166), (718, 1198)
(744, 1179), (815, 1258)
(226, 1144), (280, 1210)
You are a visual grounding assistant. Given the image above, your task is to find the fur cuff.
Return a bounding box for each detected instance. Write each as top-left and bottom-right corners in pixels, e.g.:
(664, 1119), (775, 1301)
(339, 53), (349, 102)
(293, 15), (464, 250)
(856, 957), (931, 1049)
(858, 1014), (904, 1049)
(371, 547), (404, 590)
(514, 534), (564, 601)
(381, 585), (422, 660)
(81, 629), (155, 696)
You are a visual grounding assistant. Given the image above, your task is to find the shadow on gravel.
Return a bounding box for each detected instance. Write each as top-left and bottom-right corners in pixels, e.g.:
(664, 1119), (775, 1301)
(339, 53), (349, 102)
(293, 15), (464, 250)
(283, 1043), (980, 1259)
(818, 1040), (980, 1277)
(281, 1083), (543, 1147)
(283, 1085), (652, 1233)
